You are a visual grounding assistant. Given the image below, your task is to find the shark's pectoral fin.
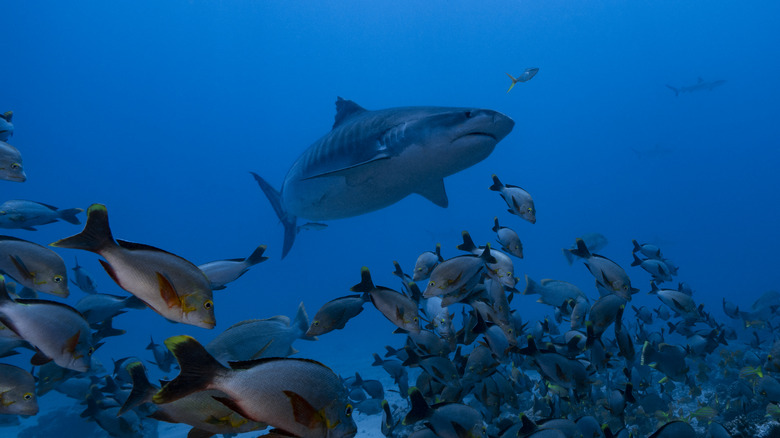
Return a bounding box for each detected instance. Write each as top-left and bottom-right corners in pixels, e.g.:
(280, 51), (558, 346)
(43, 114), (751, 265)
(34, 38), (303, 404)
(415, 179), (449, 208)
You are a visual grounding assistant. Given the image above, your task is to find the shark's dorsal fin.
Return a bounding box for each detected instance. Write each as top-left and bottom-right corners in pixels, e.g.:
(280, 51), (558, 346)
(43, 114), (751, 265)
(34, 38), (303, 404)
(333, 97), (367, 129)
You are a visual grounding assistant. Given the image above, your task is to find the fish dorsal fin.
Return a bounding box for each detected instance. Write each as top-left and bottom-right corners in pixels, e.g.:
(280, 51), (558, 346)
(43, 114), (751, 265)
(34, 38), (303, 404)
(415, 179), (449, 208)
(333, 97), (367, 129)
(117, 239), (174, 255)
(227, 356), (327, 371)
(1, 111), (11, 122)
(15, 298), (86, 318)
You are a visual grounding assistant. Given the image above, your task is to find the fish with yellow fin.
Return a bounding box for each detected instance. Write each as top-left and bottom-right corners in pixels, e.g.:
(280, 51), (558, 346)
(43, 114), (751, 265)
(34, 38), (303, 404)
(51, 204), (215, 329)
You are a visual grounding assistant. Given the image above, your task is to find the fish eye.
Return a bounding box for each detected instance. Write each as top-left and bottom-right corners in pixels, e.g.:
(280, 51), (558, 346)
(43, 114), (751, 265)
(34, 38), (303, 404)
(428, 280), (435, 287)
(23, 392), (33, 401)
(623, 285), (629, 290)
(11, 163), (20, 169)
(527, 207), (532, 212)
(413, 317), (419, 322)
(88, 347), (95, 356)
(53, 275), (63, 283)
(203, 300), (213, 310)
(345, 404), (353, 417)
(313, 321), (320, 326)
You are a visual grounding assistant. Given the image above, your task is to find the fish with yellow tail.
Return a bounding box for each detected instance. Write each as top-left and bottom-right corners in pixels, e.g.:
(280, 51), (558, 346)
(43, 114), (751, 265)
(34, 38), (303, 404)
(505, 67), (539, 92)
(154, 335), (357, 438)
(51, 204), (215, 329)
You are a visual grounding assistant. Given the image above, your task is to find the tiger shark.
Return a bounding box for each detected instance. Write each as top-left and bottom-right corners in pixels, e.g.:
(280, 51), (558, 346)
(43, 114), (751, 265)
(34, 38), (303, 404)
(666, 77), (726, 96)
(252, 97), (515, 258)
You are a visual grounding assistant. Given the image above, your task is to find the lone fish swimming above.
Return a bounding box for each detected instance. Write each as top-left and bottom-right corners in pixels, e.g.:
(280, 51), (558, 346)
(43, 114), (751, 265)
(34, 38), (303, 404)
(253, 97), (515, 258)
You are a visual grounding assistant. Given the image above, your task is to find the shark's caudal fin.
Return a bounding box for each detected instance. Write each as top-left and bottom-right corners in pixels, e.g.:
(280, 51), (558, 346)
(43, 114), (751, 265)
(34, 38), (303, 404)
(250, 172), (297, 259)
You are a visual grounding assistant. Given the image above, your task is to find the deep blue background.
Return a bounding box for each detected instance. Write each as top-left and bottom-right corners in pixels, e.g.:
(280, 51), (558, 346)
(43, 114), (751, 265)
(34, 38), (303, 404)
(2, 0), (779, 427)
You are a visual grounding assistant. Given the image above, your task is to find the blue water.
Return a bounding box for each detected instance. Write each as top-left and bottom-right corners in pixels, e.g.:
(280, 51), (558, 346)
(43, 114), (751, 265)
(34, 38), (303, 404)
(2, 0), (780, 436)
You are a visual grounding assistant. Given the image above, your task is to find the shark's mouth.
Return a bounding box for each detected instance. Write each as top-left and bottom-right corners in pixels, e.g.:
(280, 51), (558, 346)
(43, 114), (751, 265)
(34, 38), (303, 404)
(454, 132), (497, 142)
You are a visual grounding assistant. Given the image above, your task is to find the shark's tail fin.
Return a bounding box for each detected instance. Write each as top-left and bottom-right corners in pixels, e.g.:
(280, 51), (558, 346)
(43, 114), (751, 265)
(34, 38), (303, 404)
(665, 85), (679, 97)
(505, 73), (518, 93)
(251, 172), (297, 259)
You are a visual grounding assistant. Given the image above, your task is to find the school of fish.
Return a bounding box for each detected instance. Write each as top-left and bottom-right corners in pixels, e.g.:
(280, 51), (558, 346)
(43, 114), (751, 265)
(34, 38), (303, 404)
(2, 76), (771, 438)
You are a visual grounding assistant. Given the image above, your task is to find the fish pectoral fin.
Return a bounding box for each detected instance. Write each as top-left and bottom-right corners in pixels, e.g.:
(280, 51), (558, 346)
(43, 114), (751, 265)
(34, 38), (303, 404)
(414, 179), (449, 208)
(9, 255), (34, 280)
(30, 349), (53, 366)
(156, 272), (181, 309)
(249, 339), (275, 360)
(283, 390), (326, 430)
(64, 330), (81, 355)
(212, 396), (254, 422)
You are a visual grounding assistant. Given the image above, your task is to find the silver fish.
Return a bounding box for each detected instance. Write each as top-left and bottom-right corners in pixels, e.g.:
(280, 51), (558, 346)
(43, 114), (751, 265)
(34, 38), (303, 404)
(253, 97), (514, 257)
(70, 256), (97, 294)
(198, 245), (269, 290)
(0, 141), (25, 182)
(492, 217), (523, 258)
(0, 275), (93, 372)
(206, 302), (314, 364)
(505, 67), (539, 93)
(0, 363), (38, 415)
(155, 335), (357, 438)
(0, 235), (69, 297)
(489, 175), (536, 224)
(352, 267), (420, 333)
(412, 243), (444, 282)
(0, 200), (82, 231)
(563, 232), (608, 265)
(51, 204), (215, 329)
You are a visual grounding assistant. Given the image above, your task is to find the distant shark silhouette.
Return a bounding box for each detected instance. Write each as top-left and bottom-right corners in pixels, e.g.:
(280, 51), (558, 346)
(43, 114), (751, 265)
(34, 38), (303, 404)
(666, 77), (726, 96)
(253, 97), (515, 258)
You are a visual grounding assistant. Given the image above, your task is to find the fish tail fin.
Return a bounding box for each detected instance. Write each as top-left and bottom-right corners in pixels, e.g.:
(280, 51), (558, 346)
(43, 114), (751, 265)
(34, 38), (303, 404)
(435, 243), (443, 262)
(569, 238), (591, 259)
(457, 230), (478, 253)
(350, 267), (375, 293)
(0, 275), (11, 302)
(665, 84), (679, 96)
(562, 248), (575, 265)
(251, 172), (296, 259)
(119, 361), (155, 416)
(58, 208), (84, 225)
(630, 253), (643, 267)
(631, 239), (642, 253)
(489, 174), (504, 191)
(492, 217), (500, 233)
(403, 388), (433, 424)
(50, 204), (115, 252)
(153, 335), (226, 404)
(522, 275), (538, 295)
(295, 302), (317, 341)
(505, 73), (517, 93)
(245, 245), (269, 266)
